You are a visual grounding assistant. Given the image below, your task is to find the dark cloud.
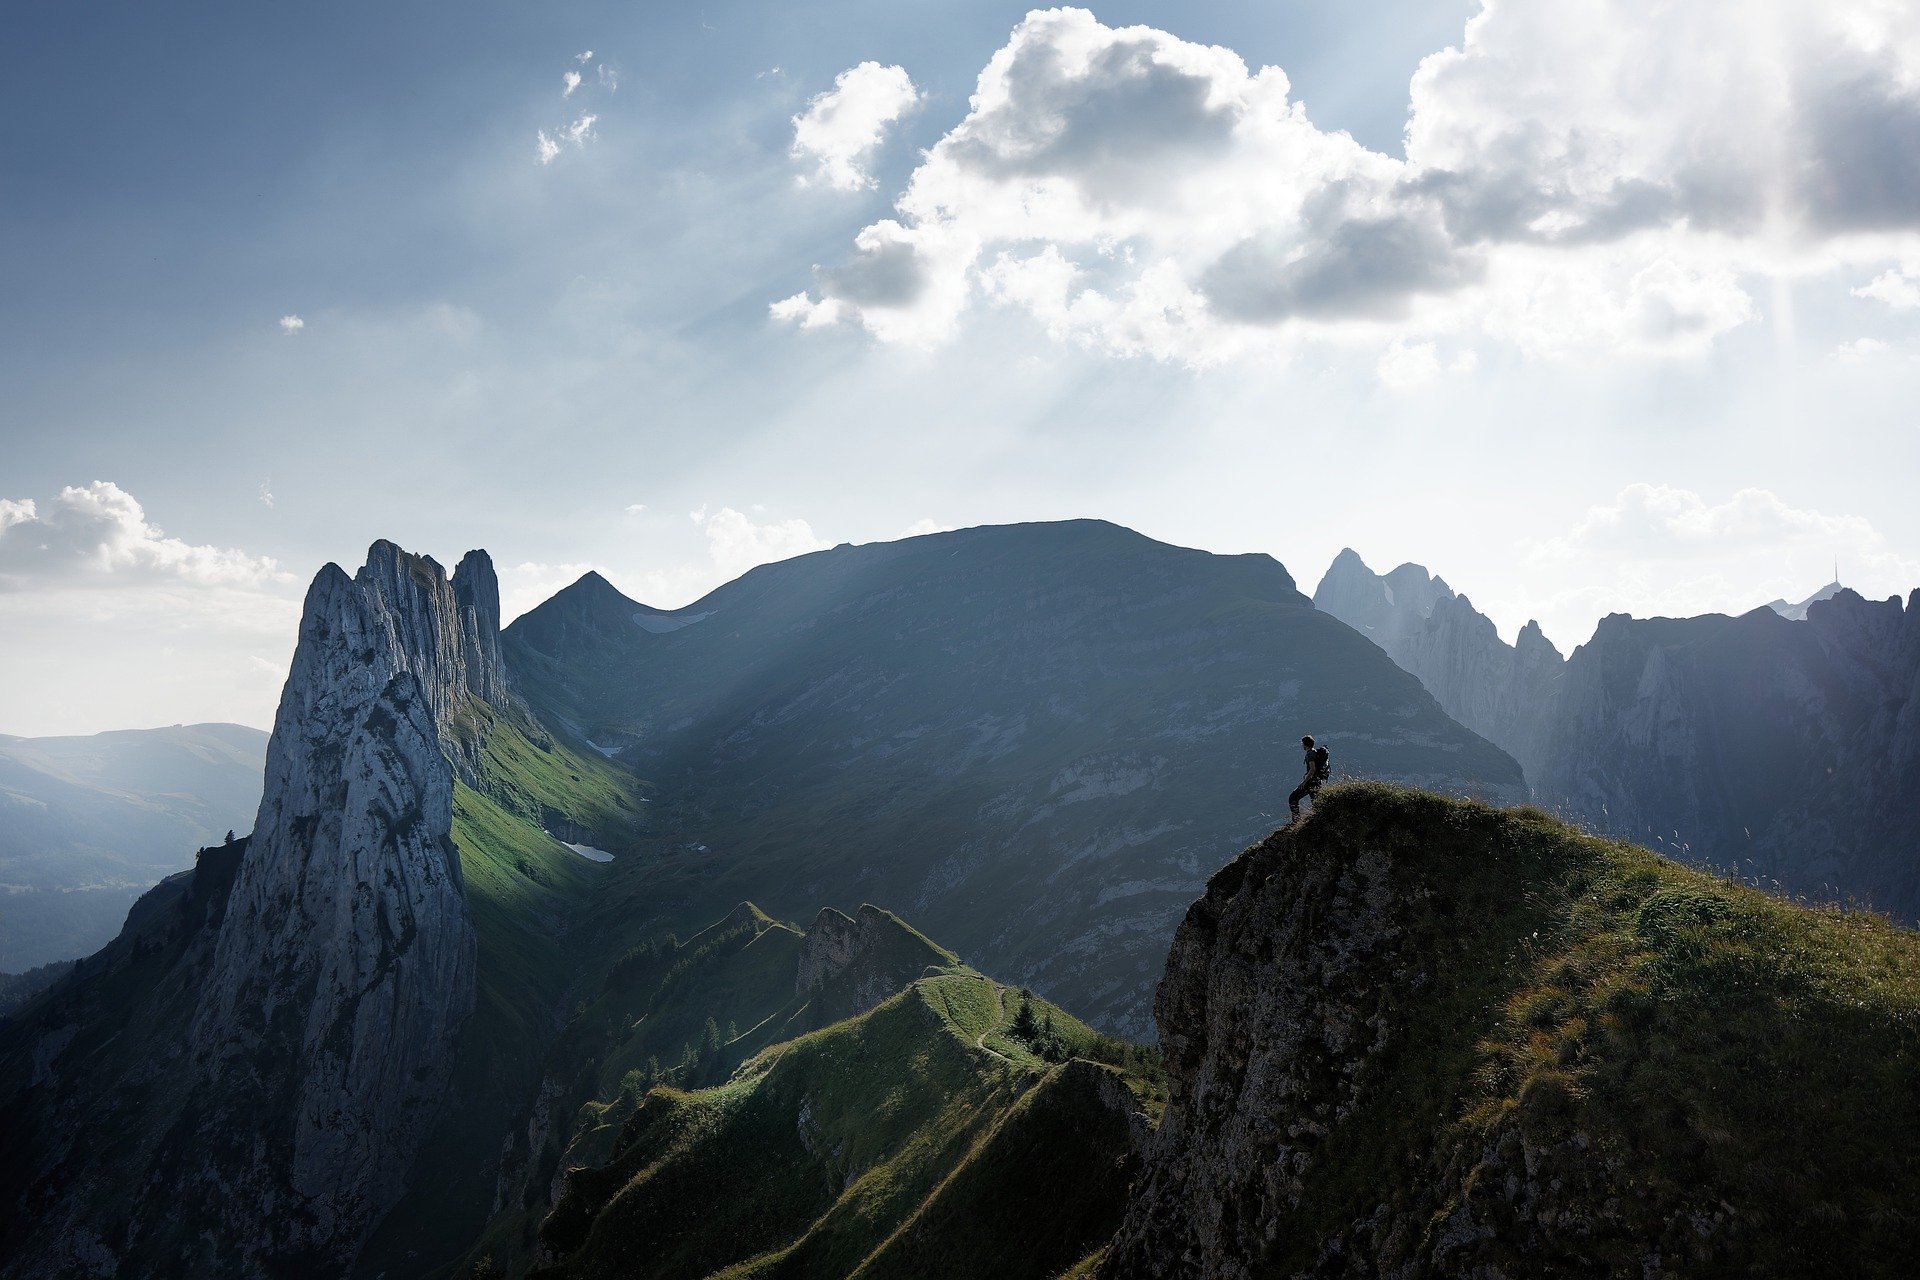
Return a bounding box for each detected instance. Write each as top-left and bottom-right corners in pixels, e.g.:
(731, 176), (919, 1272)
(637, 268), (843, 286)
(1799, 70), (1920, 233)
(816, 225), (931, 308)
(1201, 192), (1482, 323)
(945, 29), (1240, 206)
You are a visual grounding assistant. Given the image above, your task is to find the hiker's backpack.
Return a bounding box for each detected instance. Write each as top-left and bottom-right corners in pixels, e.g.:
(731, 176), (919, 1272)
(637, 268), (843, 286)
(1312, 745), (1331, 781)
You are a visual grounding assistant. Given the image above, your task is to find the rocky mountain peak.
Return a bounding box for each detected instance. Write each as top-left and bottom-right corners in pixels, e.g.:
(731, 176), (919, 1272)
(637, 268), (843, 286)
(796, 904), (954, 1024)
(349, 542), (512, 766)
(180, 539), (498, 1271)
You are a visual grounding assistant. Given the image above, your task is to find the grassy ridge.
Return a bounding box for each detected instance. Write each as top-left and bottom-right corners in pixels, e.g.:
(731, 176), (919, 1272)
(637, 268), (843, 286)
(356, 722), (650, 1278)
(535, 963), (1154, 1280)
(1235, 784), (1920, 1276)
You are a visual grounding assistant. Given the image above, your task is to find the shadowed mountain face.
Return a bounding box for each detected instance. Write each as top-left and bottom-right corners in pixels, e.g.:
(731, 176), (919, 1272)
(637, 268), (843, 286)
(1315, 549), (1920, 920)
(507, 520), (1525, 1034)
(0, 723), (267, 970)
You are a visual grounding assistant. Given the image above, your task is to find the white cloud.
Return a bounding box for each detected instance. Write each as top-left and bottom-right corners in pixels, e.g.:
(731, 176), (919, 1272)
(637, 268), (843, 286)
(0, 482), (290, 591)
(536, 114), (597, 165)
(1855, 262), (1920, 310)
(623, 503), (647, 516)
(782, 4), (1920, 364)
(1376, 340), (1478, 390)
(691, 506), (830, 577)
(1833, 336), (1893, 360)
(899, 518), (951, 538)
(1519, 484), (1920, 641)
(789, 62), (921, 191)
(597, 64), (618, 92)
(257, 481), (275, 508)
(499, 508), (831, 623)
(0, 485), (301, 733)
(575, 50), (594, 64)
(564, 70), (582, 98)
(278, 314), (304, 335)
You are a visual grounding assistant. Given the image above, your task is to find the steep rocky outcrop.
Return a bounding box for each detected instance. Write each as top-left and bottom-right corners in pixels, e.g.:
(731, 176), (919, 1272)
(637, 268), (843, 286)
(187, 547), (489, 1269)
(1103, 785), (1920, 1278)
(1313, 548), (1563, 769)
(0, 542), (513, 1278)
(795, 904), (954, 1024)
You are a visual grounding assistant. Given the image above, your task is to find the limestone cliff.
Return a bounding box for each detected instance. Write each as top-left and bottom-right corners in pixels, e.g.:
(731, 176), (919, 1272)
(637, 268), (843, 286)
(0, 542), (511, 1278)
(187, 546), (491, 1269)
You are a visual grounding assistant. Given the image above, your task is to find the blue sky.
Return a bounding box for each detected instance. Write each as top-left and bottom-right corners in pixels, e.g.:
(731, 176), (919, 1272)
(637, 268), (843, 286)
(3, 0), (1918, 735)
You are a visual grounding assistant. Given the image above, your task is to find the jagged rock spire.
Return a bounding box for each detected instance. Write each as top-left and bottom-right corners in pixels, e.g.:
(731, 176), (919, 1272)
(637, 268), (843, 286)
(186, 540), (504, 1272)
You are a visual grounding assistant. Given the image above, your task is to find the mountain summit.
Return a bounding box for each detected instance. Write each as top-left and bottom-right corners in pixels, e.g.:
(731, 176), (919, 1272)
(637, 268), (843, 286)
(507, 519), (1525, 1031)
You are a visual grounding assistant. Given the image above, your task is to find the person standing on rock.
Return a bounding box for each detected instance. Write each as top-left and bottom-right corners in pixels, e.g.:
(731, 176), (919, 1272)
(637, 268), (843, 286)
(1289, 735), (1330, 822)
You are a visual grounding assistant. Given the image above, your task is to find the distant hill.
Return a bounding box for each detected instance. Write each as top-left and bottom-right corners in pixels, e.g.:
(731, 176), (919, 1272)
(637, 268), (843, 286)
(507, 520), (1525, 1034)
(0, 722), (267, 969)
(1315, 550), (1920, 921)
(1107, 784), (1920, 1277)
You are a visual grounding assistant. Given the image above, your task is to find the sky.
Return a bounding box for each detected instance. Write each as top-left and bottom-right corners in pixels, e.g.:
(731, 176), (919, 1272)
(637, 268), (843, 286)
(2, 0), (1918, 737)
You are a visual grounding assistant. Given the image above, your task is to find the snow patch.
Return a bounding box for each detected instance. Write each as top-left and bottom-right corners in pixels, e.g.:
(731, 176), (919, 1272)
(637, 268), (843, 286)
(564, 842), (615, 863)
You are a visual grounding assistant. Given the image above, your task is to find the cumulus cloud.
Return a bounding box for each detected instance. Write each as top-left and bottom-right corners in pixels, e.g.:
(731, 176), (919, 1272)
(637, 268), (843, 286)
(1518, 484), (1920, 640)
(790, 62), (921, 191)
(278, 314), (304, 335)
(563, 70), (582, 98)
(0, 482), (290, 591)
(691, 505), (830, 577)
(1855, 262), (1920, 310)
(778, 4), (1920, 363)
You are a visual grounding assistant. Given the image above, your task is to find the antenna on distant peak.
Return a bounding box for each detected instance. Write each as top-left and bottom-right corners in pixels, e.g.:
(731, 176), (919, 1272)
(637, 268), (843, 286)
(1834, 555), (1840, 586)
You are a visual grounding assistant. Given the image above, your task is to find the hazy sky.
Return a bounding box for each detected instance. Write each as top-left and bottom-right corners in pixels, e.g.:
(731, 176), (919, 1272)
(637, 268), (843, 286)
(4, 0), (1918, 736)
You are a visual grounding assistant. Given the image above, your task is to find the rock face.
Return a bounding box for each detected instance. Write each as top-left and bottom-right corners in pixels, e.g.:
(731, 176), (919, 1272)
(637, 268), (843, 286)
(1313, 548), (1563, 768)
(1315, 551), (1920, 920)
(1531, 590), (1920, 916)
(795, 904), (952, 1025)
(0, 542), (507, 1278)
(187, 546), (492, 1269)
(1102, 827), (1407, 1279)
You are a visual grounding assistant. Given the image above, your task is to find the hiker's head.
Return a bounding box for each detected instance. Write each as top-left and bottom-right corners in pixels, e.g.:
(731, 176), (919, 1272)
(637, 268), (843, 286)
(1301, 735), (1314, 748)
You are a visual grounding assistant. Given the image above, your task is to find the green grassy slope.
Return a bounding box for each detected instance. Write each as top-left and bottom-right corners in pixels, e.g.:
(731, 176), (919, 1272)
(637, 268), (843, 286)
(355, 719), (651, 1278)
(1113, 783), (1920, 1277)
(523, 953), (1155, 1280)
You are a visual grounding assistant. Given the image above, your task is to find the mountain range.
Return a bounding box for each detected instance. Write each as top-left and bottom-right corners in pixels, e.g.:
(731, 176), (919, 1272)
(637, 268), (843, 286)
(2, 521), (1917, 1277)
(1314, 549), (1920, 921)
(0, 723), (266, 971)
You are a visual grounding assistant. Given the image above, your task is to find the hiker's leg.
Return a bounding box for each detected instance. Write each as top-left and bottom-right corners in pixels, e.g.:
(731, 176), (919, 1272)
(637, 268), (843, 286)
(1288, 784), (1308, 817)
